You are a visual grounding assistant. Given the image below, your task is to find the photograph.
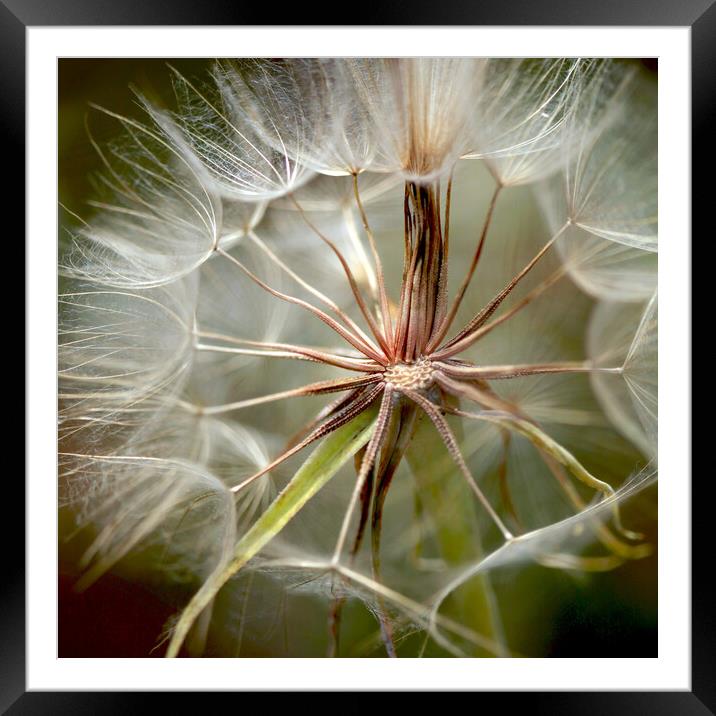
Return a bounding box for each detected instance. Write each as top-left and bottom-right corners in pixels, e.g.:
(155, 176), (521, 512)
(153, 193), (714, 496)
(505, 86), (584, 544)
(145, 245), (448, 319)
(57, 57), (659, 660)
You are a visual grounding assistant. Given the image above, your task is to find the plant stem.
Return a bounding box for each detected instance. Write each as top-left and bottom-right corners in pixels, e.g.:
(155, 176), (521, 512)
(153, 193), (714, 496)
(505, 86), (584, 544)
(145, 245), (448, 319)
(406, 407), (508, 657)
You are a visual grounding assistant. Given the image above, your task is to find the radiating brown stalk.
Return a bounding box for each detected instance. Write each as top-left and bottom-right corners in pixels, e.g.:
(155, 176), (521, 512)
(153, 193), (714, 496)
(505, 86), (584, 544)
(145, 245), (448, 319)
(368, 399), (420, 657)
(326, 440), (375, 658)
(401, 386), (512, 540)
(202, 374), (382, 416)
(427, 182), (502, 352)
(352, 173), (395, 354)
(466, 267), (566, 343)
(229, 384), (383, 493)
(247, 230), (382, 352)
(217, 247), (386, 362)
(432, 173), (453, 331)
(289, 195), (393, 356)
(332, 386), (396, 563)
(285, 389), (368, 450)
(194, 331), (380, 372)
(441, 404), (639, 542)
(434, 360), (603, 381)
(434, 221), (570, 359)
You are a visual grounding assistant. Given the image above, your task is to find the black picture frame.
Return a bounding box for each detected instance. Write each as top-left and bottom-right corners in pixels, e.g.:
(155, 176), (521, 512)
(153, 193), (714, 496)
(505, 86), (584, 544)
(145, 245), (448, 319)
(11, 2), (704, 711)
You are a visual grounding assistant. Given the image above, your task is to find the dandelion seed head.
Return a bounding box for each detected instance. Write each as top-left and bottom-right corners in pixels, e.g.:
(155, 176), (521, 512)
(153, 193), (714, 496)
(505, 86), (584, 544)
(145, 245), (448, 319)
(59, 57), (658, 658)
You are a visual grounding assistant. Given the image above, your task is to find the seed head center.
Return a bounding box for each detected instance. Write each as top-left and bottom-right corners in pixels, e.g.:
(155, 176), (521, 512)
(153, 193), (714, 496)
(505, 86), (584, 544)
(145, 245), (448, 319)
(383, 358), (435, 391)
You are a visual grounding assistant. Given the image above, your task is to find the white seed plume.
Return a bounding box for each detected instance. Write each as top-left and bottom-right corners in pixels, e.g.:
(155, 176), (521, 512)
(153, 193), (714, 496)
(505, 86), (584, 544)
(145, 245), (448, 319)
(562, 69), (658, 251)
(347, 58), (486, 182)
(588, 292), (658, 459)
(63, 103), (222, 288)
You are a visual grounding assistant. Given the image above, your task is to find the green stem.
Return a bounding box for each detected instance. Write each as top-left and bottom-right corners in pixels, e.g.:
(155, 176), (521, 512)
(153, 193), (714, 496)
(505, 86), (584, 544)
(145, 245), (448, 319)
(166, 404), (378, 658)
(406, 410), (508, 657)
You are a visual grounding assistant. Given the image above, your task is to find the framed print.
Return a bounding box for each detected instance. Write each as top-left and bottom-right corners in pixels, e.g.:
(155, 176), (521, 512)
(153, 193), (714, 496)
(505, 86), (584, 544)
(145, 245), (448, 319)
(14, 1), (704, 711)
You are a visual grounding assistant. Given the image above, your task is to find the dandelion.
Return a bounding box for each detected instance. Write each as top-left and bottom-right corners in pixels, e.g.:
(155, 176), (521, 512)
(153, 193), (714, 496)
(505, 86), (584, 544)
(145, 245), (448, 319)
(59, 57), (657, 658)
